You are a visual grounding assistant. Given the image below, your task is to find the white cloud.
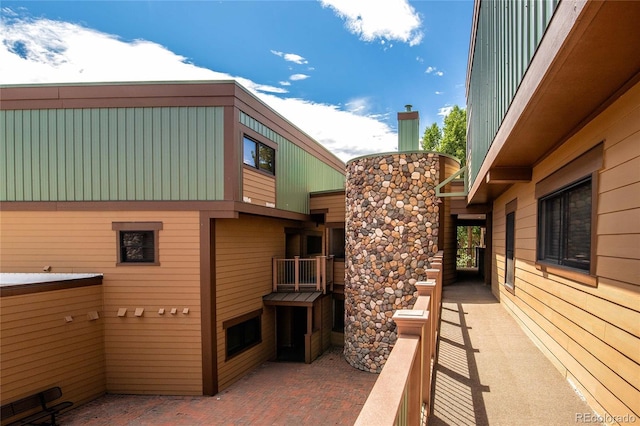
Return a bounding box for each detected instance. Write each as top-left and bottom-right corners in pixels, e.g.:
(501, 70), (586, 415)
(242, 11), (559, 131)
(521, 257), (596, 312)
(435, 91), (443, 95)
(271, 50), (308, 65)
(345, 97), (372, 115)
(426, 66), (444, 77)
(438, 105), (454, 117)
(289, 74), (310, 81)
(279, 81), (291, 86)
(0, 12), (397, 162)
(319, 0), (423, 46)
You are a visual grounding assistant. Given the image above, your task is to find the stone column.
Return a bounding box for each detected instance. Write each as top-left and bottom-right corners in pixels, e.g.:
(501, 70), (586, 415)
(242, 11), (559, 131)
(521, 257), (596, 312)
(344, 152), (440, 372)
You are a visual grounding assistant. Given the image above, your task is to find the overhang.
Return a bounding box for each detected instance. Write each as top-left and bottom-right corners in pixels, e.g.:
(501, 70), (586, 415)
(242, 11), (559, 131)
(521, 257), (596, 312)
(263, 291), (324, 307)
(468, 0), (640, 204)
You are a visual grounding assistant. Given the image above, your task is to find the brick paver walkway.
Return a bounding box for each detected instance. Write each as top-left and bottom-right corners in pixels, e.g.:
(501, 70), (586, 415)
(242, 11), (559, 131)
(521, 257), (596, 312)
(57, 346), (377, 425)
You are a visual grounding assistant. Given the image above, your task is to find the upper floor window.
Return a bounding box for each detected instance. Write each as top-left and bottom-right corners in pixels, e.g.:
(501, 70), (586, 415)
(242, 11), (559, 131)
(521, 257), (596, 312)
(243, 136), (275, 175)
(112, 222), (162, 266)
(537, 178), (591, 272)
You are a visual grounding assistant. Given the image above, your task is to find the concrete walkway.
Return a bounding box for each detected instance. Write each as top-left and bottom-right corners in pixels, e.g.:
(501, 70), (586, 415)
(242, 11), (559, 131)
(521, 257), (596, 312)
(430, 276), (597, 426)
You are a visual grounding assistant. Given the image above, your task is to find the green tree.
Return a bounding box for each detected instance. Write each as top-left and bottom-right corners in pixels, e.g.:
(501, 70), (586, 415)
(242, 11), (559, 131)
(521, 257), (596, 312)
(421, 105), (467, 166)
(421, 122), (441, 151)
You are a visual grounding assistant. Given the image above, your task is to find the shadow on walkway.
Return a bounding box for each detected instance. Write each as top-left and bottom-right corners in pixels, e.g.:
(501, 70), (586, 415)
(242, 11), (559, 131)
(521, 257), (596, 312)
(429, 276), (595, 426)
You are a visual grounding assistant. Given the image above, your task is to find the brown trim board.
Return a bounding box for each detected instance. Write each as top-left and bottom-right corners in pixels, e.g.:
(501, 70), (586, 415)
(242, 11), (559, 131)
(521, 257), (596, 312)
(199, 213), (218, 396)
(0, 275), (103, 297)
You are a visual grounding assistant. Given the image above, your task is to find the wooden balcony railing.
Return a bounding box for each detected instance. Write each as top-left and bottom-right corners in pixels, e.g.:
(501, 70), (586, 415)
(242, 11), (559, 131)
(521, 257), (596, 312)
(272, 255), (334, 293)
(355, 251), (444, 426)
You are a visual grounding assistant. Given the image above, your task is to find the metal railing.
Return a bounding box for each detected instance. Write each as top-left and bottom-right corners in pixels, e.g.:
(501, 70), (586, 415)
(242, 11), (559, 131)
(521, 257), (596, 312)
(355, 252), (443, 426)
(272, 255), (334, 293)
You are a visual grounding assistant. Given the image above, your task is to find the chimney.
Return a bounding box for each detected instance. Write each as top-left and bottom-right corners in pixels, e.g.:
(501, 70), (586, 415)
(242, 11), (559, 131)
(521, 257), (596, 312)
(397, 104), (420, 151)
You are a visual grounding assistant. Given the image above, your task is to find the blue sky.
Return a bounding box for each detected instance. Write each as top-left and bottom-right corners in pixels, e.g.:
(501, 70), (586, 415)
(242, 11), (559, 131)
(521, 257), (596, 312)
(1, 1), (473, 161)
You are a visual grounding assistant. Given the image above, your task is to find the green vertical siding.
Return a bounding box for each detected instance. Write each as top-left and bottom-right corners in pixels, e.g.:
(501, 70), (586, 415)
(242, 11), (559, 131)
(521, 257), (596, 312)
(240, 112), (345, 214)
(398, 118), (419, 152)
(467, 0), (559, 185)
(0, 106), (225, 201)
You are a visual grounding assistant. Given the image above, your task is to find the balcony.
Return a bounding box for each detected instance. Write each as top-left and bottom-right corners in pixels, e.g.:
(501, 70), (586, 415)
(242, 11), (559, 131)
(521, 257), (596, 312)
(272, 255), (334, 293)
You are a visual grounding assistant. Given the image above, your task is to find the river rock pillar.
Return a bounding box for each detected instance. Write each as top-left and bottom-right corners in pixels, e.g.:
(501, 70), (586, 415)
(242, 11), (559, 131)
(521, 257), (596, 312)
(344, 152), (440, 372)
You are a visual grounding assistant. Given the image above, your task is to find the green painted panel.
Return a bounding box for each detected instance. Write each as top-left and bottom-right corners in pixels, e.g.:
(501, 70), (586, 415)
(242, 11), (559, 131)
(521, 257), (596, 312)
(0, 106), (226, 201)
(467, 0), (559, 186)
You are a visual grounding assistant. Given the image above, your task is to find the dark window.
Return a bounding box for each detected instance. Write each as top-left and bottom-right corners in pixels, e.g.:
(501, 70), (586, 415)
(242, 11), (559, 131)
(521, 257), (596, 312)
(505, 212), (515, 287)
(333, 298), (345, 332)
(112, 222), (162, 266)
(224, 310), (262, 359)
(243, 136), (275, 175)
(306, 235), (323, 256)
(538, 178), (591, 271)
(329, 228), (345, 259)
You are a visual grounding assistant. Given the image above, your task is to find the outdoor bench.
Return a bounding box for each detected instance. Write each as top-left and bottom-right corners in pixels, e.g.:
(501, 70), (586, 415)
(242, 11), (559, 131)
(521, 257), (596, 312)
(0, 386), (73, 426)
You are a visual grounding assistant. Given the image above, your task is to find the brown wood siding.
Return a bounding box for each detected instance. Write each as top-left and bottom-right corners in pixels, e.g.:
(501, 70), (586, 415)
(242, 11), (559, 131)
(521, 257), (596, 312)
(333, 260), (345, 285)
(242, 167), (276, 207)
(214, 214), (296, 390)
(441, 157), (461, 285)
(0, 286), (105, 409)
(310, 192), (345, 224)
(0, 210), (203, 396)
(491, 81), (640, 419)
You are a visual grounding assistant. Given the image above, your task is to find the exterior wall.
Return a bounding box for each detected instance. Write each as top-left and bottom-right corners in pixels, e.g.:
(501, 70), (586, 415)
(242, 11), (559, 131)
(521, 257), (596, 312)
(215, 214), (297, 390)
(0, 285), (105, 410)
(242, 167), (276, 207)
(491, 81), (640, 420)
(310, 191), (345, 224)
(240, 112), (345, 214)
(0, 107), (225, 202)
(0, 210), (203, 395)
(467, 0), (559, 183)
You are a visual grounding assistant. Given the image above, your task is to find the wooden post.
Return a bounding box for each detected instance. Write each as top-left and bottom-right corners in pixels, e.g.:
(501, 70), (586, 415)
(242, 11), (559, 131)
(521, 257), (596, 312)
(415, 281), (436, 406)
(393, 309), (429, 426)
(272, 258), (278, 292)
(294, 256), (300, 292)
(316, 256), (322, 292)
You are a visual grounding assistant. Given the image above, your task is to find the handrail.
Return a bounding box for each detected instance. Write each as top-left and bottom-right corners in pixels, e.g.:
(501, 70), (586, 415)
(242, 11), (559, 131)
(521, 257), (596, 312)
(355, 251), (444, 425)
(272, 256), (334, 293)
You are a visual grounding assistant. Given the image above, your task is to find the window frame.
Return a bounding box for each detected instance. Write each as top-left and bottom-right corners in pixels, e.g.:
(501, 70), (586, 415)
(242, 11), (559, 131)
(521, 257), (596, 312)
(534, 143), (602, 285)
(243, 135), (275, 175)
(112, 222), (163, 266)
(223, 309), (263, 360)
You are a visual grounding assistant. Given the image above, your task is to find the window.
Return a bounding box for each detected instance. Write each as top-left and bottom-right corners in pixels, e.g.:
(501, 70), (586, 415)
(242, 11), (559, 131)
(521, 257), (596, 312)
(224, 309), (262, 359)
(329, 227), (345, 259)
(243, 136), (275, 175)
(538, 178), (592, 271)
(112, 222), (162, 266)
(505, 199), (516, 288)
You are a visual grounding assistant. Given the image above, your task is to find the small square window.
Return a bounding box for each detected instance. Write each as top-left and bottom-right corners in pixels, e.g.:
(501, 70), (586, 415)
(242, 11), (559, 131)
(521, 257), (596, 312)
(120, 231), (154, 263)
(112, 222), (162, 266)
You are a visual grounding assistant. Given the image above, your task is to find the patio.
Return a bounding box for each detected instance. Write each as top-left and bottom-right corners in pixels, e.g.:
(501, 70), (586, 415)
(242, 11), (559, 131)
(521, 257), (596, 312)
(55, 277), (595, 426)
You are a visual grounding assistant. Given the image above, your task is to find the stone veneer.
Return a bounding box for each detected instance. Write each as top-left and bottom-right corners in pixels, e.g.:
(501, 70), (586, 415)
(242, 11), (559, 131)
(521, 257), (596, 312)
(344, 152), (440, 372)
